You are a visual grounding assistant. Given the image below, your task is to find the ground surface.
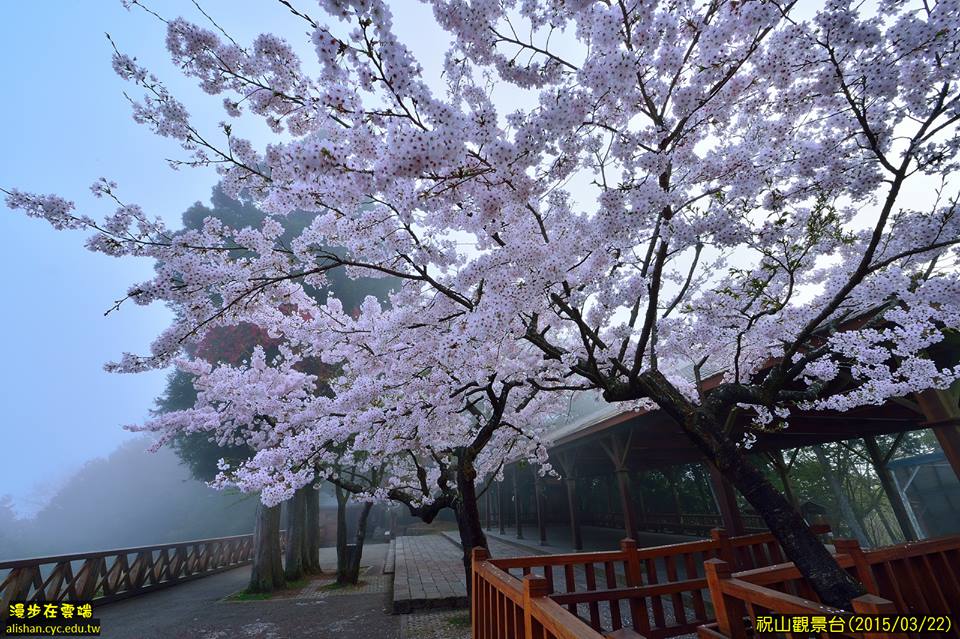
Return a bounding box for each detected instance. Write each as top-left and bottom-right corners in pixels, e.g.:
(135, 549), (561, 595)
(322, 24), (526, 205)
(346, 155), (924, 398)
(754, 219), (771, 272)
(58, 527), (696, 639)
(95, 545), (398, 639)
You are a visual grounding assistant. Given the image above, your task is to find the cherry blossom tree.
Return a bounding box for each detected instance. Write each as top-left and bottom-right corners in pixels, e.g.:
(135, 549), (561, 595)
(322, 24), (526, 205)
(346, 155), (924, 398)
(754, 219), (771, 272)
(7, 0), (960, 607)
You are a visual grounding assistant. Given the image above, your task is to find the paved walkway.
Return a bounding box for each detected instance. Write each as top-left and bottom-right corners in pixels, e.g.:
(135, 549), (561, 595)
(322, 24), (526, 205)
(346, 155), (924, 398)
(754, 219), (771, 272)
(95, 544), (399, 639)
(391, 535), (466, 613)
(392, 534), (533, 613)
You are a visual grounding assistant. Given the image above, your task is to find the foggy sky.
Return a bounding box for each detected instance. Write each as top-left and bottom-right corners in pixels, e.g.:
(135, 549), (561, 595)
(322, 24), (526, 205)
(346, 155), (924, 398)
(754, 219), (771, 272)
(0, 0), (452, 516)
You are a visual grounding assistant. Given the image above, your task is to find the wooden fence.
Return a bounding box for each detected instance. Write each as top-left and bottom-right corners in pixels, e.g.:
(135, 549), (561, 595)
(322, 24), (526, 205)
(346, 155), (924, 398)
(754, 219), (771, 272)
(701, 534), (960, 639)
(474, 525), (830, 639)
(582, 513), (767, 537)
(0, 533), (261, 615)
(473, 547), (601, 639)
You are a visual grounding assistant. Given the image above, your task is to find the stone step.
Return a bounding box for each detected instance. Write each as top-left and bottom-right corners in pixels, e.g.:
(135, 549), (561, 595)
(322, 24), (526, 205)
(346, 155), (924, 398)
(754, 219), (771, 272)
(383, 538), (396, 574)
(391, 535), (467, 614)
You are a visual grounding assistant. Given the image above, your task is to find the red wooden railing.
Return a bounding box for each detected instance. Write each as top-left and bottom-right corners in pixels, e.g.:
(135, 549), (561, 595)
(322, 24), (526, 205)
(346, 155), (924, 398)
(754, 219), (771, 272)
(473, 525), (830, 639)
(473, 547), (601, 639)
(581, 512), (767, 537)
(0, 532), (271, 615)
(700, 535), (960, 639)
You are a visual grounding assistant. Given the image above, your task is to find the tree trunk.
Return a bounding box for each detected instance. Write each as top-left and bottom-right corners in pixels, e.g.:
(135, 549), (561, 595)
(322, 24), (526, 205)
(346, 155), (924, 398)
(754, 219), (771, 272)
(769, 451), (800, 510)
(341, 501), (374, 585)
(693, 465), (713, 513)
(304, 485), (322, 574)
(454, 460), (488, 600)
(625, 371), (867, 608)
(720, 439), (866, 607)
(248, 500), (284, 593)
(863, 436), (917, 541)
(334, 483), (349, 582)
(813, 444), (870, 545)
(284, 487), (307, 581)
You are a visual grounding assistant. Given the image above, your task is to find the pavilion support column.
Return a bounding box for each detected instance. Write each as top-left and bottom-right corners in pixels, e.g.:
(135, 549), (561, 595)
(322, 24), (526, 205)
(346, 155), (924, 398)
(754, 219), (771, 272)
(600, 432), (638, 541)
(565, 478), (583, 550)
(614, 469), (639, 541)
(557, 453), (583, 551)
(666, 467), (683, 516)
(863, 435), (917, 542)
(915, 385), (960, 482)
(634, 472), (647, 530)
(484, 483), (492, 531)
(513, 466), (524, 540)
(534, 472), (548, 546)
(498, 479), (506, 535)
(706, 462), (745, 536)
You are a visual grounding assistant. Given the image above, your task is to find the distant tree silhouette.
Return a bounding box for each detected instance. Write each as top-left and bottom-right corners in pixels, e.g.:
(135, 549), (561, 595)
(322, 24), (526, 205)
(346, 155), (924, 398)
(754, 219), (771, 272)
(1, 439), (256, 561)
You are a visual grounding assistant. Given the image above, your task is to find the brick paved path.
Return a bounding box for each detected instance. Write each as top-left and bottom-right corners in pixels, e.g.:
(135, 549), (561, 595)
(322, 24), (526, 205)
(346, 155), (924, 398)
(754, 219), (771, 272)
(96, 544), (399, 639)
(392, 536), (467, 613)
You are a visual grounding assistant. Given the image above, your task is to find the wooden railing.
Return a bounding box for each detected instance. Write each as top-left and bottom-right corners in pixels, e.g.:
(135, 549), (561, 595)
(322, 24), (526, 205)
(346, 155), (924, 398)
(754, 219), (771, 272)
(473, 547), (601, 639)
(699, 534), (960, 639)
(0, 533), (262, 615)
(474, 525), (830, 639)
(580, 512), (767, 537)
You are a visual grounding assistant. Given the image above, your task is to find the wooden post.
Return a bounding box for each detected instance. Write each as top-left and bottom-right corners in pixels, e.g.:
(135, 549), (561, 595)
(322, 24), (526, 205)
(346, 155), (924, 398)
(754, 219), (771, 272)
(601, 433), (639, 540)
(471, 547), (490, 639)
(556, 452), (584, 551)
(851, 594), (907, 638)
(710, 528), (735, 566)
(706, 463), (746, 536)
(565, 477), (583, 551)
(522, 575), (550, 639)
(534, 472), (548, 546)
(704, 559), (746, 638)
(915, 386), (960, 483)
(635, 472), (647, 529)
(833, 538), (880, 594)
(75, 559), (100, 600)
(614, 468), (639, 540)
(514, 465), (525, 540)
(620, 538), (651, 634)
(485, 484), (492, 531)
(498, 479), (506, 535)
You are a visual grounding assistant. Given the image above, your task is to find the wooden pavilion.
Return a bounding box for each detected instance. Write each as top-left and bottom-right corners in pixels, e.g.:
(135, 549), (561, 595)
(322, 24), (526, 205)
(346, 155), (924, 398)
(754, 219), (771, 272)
(482, 367), (960, 550)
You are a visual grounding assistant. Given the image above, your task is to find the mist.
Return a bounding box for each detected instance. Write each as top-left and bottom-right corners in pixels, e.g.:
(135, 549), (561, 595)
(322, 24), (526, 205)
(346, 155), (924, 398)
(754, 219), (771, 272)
(0, 437), (260, 562)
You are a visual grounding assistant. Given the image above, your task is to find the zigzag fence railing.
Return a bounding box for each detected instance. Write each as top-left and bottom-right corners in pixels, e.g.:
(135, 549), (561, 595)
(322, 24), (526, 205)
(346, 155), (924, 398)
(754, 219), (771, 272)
(0, 532), (262, 616)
